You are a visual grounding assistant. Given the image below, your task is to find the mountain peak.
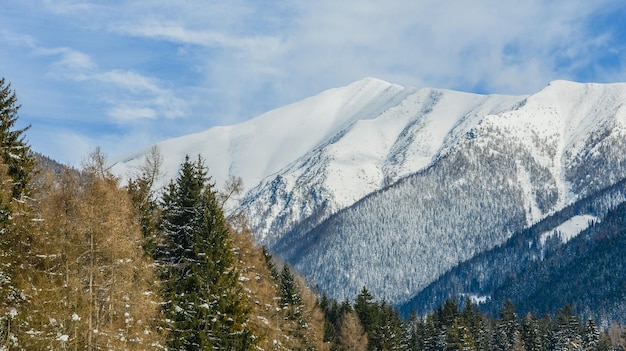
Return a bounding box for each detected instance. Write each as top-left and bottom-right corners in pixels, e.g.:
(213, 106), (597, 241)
(110, 78), (626, 304)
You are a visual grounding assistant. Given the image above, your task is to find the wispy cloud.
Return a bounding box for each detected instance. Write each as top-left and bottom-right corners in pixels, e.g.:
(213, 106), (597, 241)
(117, 22), (283, 54)
(0, 30), (37, 48)
(108, 106), (156, 122)
(35, 47), (96, 79)
(1, 0), (626, 165)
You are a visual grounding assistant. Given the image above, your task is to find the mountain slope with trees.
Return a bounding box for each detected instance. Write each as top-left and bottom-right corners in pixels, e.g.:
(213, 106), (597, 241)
(481, 199), (626, 328)
(0, 76), (329, 350)
(111, 78), (626, 308)
(400, 175), (626, 321)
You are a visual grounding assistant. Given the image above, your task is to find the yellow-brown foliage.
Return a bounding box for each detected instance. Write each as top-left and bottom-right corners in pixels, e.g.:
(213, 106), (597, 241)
(231, 228), (329, 351)
(19, 161), (164, 350)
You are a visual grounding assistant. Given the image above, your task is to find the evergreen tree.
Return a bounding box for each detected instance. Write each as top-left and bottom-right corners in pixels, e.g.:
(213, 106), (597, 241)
(354, 287), (378, 334)
(405, 311), (423, 351)
(262, 245), (280, 281)
(521, 313), (543, 351)
(279, 264), (303, 309)
(582, 318), (599, 351)
(0, 78), (33, 200)
(376, 301), (405, 350)
(354, 287), (380, 350)
(553, 305), (582, 351)
(157, 155), (255, 350)
(493, 300), (519, 351)
(0, 162), (27, 350)
(0, 78), (35, 349)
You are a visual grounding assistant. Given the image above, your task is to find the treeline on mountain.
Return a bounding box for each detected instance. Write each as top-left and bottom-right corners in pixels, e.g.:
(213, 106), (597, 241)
(262, 89), (626, 308)
(483, 199), (626, 326)
(401, 176), (626, 326)
(273, 123), (566, 303)
(0, 78), (327, 350)
(320, 287), (626, 351)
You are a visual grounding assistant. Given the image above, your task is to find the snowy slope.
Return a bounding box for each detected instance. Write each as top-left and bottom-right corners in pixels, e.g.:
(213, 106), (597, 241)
(110, 78), (626, 304)
(250, 80), (626, 303)
(240, 88), (525, 243)
(539, 214), (598, 246)
(109, 78), (413, 194)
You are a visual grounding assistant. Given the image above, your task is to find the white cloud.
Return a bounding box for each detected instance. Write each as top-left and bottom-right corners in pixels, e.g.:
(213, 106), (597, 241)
(95, 70), (164, 95)
(108, 106), (156, 122)
(3, 0), (626, 165)
(35, 47), (96, 78)
(0, 30), (37, 48)
(93, 70), (187, 121)
(117, 22), (283, 54)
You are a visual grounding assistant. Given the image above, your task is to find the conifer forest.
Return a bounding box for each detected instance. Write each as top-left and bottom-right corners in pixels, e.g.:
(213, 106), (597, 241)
(2, 76), (626, 351)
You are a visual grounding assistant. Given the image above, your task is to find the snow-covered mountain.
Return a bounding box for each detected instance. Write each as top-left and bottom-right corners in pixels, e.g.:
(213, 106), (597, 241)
(110, 78), (414, 198)
(110, 78), (626, 304)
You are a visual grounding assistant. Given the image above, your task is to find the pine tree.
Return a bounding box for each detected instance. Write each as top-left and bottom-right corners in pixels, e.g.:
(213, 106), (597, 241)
(262, 246), (280, 281)
(0, 78), (35, 349)
(0, 162), (26, 350)
(521, 313), (543, 351)
(493, 300), (519, 351)
(582, 318), (599, 351)
(0, 78), (33, 200)
(553, 305), (582, 351)
(157, 155), (255, 350)
(354, 287), (378, 335)
(279, 264), (303, 310)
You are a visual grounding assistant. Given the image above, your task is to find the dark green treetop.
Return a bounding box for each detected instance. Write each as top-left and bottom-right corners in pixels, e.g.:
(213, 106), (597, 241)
(0, 78), (33, 200)
(157, 155), (256, 350)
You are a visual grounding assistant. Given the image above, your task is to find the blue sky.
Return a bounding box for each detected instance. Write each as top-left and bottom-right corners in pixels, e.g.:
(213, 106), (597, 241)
(1, 0), (626, 166)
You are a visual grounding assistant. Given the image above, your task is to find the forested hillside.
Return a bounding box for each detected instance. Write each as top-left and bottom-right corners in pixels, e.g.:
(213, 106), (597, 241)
(482, 200), (626, 328)
(111, 78), (626, 310)
(264, 81), (626, 305)
(0, 78), (327, 350)
(319, 288), (625, 351)
(400, 176), (626, 322)
(276, 121), (551, 303)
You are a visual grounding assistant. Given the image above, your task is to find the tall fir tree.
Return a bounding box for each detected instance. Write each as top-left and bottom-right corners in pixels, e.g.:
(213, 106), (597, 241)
(0, 78), (33, 200)
(0, 78), (35, 349)
(279, 264), (303, 310)
(493, 299), (519, 351)
(157, 155), (255, 350)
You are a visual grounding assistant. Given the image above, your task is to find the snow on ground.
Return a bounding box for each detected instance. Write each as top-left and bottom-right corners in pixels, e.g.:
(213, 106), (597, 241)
(515, 160), (543, 225)
(539, 214), (598, 246)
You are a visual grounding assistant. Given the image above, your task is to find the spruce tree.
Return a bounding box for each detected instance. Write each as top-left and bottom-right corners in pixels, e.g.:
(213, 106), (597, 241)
(279, 264), (302, 309)
(582, 318), (599, 351)
(493, 300), (519, 351)
(0, 78), (33, 200)
(0, 78), (35, 349)
(157, 155), (255, 350)
(521, 313), (543, 351)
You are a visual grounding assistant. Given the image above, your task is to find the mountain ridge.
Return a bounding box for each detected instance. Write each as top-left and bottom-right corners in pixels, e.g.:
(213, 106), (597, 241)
(109, 77), (626, 306)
